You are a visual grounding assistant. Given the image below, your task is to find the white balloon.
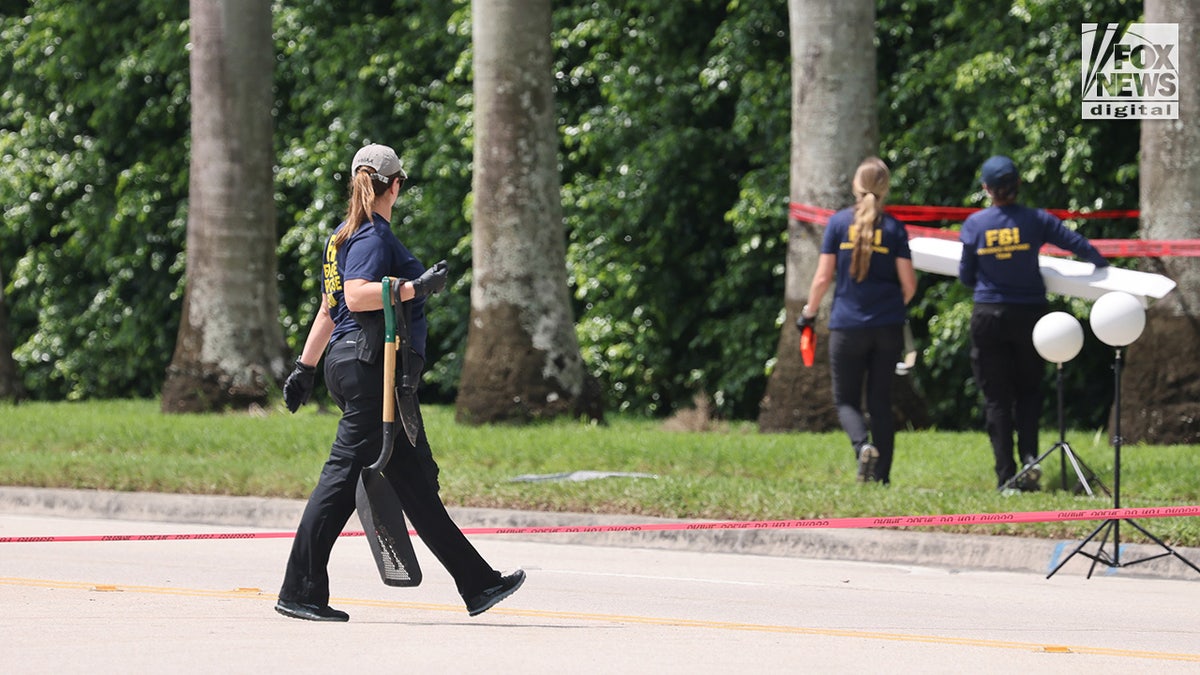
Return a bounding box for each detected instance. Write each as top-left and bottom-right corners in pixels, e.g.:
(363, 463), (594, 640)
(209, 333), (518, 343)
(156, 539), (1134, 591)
(1090, 291), (1146, 347)
(1032, 311), (1084, 363)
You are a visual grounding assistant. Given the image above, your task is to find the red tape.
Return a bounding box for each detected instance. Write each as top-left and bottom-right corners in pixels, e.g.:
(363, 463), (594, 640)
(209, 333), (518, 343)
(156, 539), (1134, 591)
(2, 505), (1197, 544)
(886, 205), (1140, 222)
(790, 203), (1140, 224)
(789, 202), (1200, 257)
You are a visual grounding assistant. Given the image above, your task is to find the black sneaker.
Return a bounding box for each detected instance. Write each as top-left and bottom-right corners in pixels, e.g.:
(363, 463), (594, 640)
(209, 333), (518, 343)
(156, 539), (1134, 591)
(1017, 458), (1042, 492)
(465, 569), (526, 617)
(857, 444), (879, 483)
(275, 599), (350, 622)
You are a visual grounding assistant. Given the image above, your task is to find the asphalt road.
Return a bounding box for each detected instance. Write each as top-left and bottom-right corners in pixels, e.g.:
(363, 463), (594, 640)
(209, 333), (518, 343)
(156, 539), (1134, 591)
(2, 489), (1199, 673)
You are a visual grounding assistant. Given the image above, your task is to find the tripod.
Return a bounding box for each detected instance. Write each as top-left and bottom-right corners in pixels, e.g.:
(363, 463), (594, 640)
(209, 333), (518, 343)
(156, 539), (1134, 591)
(1002, 362), (1108, 496)
(1047, 348), (1200, 578)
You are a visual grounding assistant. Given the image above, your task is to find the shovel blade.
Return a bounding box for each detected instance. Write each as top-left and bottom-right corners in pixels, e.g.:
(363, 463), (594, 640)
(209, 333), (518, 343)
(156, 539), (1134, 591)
(355, 469), (422, 587)
(397, 389), (422, 447)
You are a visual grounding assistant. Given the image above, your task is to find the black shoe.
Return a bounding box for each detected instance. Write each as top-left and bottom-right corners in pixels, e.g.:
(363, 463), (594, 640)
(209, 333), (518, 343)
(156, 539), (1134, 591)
(856, 444), (879, 483)
(465, 569), (526, 617)
(1017, 458), (1042, 491)
(275, 599), (349, 622)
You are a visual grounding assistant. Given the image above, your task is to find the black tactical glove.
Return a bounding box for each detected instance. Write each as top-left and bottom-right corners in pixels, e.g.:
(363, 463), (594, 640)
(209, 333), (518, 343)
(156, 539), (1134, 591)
(411, 260), (449, 298)
(796, 311), (817, 332)
(283, 359), (316, 413)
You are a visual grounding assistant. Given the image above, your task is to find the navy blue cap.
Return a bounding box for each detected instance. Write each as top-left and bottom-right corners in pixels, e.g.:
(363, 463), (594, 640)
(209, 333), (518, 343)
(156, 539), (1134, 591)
(980, 155), (1018, 187)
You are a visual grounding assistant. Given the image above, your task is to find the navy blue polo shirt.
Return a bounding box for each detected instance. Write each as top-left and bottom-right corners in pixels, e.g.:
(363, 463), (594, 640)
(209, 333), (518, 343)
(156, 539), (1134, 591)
(821, 208), (911, 330)
(959, 204), (1108, 305)
(321, 214), (429, 357)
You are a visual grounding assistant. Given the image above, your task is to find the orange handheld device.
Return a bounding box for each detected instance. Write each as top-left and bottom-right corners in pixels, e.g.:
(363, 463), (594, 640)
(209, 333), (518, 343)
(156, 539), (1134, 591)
(799, 325), (816, 367)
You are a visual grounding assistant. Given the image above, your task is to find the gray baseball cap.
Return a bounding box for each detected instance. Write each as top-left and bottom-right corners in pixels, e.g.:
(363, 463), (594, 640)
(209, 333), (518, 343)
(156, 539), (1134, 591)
(351, 143), (407, 181)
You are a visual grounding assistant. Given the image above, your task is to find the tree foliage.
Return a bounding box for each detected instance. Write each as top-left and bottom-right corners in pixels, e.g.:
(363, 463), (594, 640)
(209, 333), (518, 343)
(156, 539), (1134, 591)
(0, 0), (1148, 430)
(0, 1), (190, 400)
(556, 1), (789, 417)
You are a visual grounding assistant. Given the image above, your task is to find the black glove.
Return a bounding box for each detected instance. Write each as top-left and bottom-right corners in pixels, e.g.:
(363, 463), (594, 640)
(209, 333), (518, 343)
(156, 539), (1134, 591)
(283, 359), (316, 413)
(796, 313), (817, 331)
(410, 260), (449, 299)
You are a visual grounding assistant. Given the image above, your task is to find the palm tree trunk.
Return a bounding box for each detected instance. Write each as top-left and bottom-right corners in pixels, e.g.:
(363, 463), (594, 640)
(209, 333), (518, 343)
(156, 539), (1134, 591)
(162, 0), (286, 413)
(0, 265), (25, 402)
(1127, 2), (1200, 443)
(456, 0), (601, 424)
(759, 0), (879, 432)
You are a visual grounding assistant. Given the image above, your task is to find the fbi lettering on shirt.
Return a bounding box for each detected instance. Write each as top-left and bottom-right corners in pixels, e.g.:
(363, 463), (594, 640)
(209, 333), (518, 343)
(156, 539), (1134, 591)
(978, 227), (1031, 260)
(839, 225), (890, 254)
(323, 238), (343, 307)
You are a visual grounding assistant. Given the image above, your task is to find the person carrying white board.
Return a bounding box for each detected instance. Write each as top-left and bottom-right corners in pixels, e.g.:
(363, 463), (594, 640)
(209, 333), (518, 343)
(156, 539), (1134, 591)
(959, 155), (1109, 493)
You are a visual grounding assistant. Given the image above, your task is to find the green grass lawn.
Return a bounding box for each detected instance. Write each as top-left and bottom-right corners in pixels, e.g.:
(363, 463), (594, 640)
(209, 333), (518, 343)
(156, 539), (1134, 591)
(2, 399), (1198, 545)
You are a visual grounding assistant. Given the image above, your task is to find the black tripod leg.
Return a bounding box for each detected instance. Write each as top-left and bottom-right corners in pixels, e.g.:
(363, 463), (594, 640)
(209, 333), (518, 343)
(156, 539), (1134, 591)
(1059, 444), (1098, 497)
(1120, 519), (1200, 575)
(1064, 448), (1109, 497)
(1085, 521), (1119, 579)
(1047, 519), (1114, 579)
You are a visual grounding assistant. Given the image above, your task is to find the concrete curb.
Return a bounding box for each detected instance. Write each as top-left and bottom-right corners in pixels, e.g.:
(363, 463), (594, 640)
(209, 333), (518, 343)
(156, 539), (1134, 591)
(3, 486), (1199, 581)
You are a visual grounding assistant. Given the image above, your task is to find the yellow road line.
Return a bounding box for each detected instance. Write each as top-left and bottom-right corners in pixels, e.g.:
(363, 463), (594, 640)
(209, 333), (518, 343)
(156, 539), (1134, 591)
(3, 577), (1197, 663)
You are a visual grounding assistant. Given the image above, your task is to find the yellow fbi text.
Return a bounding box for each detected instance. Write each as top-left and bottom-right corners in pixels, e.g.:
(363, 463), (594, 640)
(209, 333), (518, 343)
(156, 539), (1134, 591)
(323, 238), (343, 307)
(978, 227), (1030, 260)
(838, 225), (890, 254)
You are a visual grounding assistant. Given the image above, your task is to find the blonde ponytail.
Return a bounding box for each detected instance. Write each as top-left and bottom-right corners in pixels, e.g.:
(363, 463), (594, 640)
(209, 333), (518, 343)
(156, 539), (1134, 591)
(848, 157), (891, 283)
(333, 168), (392, 249)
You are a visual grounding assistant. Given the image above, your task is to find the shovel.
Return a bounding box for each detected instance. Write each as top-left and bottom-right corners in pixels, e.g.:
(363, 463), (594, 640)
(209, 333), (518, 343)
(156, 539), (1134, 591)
(353, 277), (422, 586)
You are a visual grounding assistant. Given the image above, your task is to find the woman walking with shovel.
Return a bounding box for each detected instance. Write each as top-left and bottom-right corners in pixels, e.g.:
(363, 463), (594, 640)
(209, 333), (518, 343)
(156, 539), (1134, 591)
(276, 143), (524, 622)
